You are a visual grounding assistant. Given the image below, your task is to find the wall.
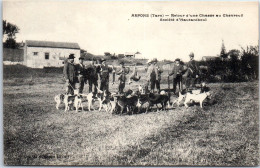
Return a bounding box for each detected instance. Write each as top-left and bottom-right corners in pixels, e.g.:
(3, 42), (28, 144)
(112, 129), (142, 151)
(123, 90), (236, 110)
(3, 48), (24, 62)
(25, 47), (80, 68)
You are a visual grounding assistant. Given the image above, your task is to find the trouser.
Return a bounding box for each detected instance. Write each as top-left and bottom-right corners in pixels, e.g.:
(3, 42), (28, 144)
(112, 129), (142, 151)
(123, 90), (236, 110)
(89, 79), (98, 94)
(173, 75), (182, 94)
(151, 79), (160, 92)
(66, 82), (76, 95)
(118, 82), (125, 94)
(100, 78), (109, 93)
(186, 77), (199, 89)
(78, 76), (85, 94)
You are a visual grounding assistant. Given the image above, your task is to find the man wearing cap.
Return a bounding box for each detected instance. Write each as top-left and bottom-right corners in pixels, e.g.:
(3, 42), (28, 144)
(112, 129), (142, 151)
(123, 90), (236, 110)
(76, 56), (87, 94)
(99, 58), (115, 93)
(86, 58), (100, 95)
(116, 62), (129, 94)
(63, 54), (77, 95)
(186, 52), (200, 89)
(169, 58), (184, 95)
(146, 58), (160, 93)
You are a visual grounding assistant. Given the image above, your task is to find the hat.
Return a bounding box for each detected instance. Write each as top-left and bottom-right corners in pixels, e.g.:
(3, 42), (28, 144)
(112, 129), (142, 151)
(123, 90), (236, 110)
(189, 52), (194, 57)
(175, 58), (180, 62)
(152, 58), (158, 63)
(68, 54), (75, 59)
(148, 58), (158, 64)
(79, 56), (84, 60)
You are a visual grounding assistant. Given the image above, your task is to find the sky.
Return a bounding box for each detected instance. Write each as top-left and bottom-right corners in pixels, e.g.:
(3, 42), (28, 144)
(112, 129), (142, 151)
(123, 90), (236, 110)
(2, 1), (259, 62)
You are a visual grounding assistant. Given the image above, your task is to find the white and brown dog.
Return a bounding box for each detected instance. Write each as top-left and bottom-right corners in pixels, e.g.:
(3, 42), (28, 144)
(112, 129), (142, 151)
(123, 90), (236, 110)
(54, 90), (95, 112)
(184, 91), (211, 108)
(96, 87), (111, 112)
(172, 91), (186, 107)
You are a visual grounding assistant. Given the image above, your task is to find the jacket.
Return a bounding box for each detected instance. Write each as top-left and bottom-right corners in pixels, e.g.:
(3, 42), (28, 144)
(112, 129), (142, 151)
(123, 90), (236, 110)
(169, 64), (184, 78)
(187, 60), (200, 77)
(100, 64), (114, 81)
(147, 64), (159, 81)
(116, 66), (129, 82)
(76, 63), (86, 77)
(63, 62), (77, 82)
(86, 64), (100, 80)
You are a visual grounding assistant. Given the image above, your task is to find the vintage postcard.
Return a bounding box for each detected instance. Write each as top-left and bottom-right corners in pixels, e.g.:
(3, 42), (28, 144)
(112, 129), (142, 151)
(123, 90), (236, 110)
(2, 0), (259, 166)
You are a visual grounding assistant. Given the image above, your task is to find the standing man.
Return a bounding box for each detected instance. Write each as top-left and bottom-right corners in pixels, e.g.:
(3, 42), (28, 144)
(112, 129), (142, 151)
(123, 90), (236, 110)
(154, 61), (163, 92)
(186, 52), (200, 89)
(77, 56), (87, 94)
(99, 58), (115, 93)
(86, 58), (100, 95)
(116, 62), (129, 94)
(63, 54), (77, 95)
(146, 58), (159, 93)
(169, 58), (184, 95)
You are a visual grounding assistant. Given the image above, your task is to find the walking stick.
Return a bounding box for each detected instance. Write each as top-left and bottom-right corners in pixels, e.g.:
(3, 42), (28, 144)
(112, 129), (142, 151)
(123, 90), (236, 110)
(167, 69), (171, 108)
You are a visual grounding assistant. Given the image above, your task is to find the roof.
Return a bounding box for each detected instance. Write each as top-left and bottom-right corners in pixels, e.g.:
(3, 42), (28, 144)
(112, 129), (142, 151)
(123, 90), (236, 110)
(25, 40), (80, 49)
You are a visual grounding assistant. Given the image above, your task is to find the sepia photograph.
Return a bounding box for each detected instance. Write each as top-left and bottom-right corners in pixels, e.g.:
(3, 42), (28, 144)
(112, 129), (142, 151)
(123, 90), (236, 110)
(2, 0), (259, 166)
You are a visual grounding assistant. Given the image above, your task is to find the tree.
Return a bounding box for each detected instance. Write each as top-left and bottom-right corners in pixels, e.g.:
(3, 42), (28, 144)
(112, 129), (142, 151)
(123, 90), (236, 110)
(220, 40), (228, 60)
(3, 20), (20, 49)
(240, 45), (259, 80)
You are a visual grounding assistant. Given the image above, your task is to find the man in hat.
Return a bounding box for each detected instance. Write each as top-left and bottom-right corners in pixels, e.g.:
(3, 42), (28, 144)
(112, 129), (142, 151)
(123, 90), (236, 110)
(186, 52), (200, 89)
(76, 56), (87, 94)
(146, 58), (160, 93)
(116, 61), (129, 94)
(99, 58), (115, 93)
(63, 54), (77, 95)
(154, 60), (163, 92)
(86, 58), (100, 95)
(169, 58), (184, 95)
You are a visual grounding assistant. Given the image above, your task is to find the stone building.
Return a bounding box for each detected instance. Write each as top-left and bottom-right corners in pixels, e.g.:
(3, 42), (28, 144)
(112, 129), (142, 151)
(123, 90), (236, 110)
(24, 40), (80, 68)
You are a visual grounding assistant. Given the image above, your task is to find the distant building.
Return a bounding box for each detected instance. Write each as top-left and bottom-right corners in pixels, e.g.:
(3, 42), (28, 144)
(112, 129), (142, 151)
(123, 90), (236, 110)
(117, 54), (125, 58)
(134, 51), (144, 59)
(24, 40), (80, 68)
(125, 52), (135, 58)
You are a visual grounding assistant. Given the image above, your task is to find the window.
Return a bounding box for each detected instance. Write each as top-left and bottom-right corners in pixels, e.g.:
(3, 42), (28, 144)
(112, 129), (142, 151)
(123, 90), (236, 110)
(45, 53), (49, 60)
(33, 52), (38, 56)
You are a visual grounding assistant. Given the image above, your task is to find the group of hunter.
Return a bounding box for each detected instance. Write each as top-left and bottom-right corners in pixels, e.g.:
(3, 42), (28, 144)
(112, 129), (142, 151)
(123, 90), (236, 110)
(63, 52), (201, 96)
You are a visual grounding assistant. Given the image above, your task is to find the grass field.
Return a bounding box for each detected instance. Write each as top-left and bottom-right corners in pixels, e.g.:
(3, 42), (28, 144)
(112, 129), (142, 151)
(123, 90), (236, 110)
(3, 65), (259, 166)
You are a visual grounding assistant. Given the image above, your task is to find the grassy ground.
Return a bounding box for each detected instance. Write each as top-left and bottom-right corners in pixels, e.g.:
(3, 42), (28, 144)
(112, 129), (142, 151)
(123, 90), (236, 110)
(3, 65), (259, 166)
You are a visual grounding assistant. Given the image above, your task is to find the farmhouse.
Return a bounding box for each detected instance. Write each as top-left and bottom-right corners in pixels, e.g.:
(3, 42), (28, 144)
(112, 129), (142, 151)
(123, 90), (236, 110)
(24, 40), (80, 68)
(125, 52), (135, 58)
(124, 51), (143, 59)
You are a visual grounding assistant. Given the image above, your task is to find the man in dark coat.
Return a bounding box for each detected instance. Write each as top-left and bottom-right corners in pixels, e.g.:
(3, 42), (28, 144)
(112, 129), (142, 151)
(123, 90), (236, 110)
(169, 58), (184, 94)
(155, 61), (163, 92)
(86, 58), (100, 94)
(146, 58), (160, 93)
(63, 54), (77, 95)
(99, 59), (115, 93)
(77, 56), (86, 94)
(186, 52), (200, 89)
(116, 62), (129, 94)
